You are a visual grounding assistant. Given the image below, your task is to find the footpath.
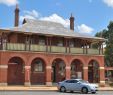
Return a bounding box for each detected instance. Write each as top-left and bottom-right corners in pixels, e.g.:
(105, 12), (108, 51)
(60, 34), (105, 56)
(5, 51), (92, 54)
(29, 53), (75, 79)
(0, 86), (113, 91)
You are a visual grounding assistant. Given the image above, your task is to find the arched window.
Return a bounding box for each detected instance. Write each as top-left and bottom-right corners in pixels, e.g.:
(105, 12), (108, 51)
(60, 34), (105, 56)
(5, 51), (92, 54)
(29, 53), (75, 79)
(34, 60), (43, 72)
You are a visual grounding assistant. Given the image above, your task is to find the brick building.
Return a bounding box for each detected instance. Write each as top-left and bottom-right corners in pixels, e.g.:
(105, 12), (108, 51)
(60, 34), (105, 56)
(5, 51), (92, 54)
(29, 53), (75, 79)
(0, 5), (105, 86)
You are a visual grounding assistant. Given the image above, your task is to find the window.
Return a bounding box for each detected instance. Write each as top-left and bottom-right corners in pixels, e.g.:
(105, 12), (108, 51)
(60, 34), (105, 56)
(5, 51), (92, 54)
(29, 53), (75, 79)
(38, 36), (45, 45)
(34, 60), (43, 72)
(70, 80), (78, 83)
(65, 80), (78, 83)
(69, 40), (74, 47)
(39, 39), (45, 45)
(57, 40), (63, 46)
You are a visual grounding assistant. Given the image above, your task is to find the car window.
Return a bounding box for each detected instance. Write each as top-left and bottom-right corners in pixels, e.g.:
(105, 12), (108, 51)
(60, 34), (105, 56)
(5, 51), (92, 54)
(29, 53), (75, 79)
(79, 80), (88, 83)
(65, 80), (78, 83)
(70, 80), (78, 83)
(65, 80), (71, 83)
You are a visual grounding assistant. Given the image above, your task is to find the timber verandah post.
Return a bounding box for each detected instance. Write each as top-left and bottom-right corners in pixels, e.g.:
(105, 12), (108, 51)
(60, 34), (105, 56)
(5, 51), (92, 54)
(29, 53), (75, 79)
(46, 36), (48, 52)
(65, 38), (68, 53)
(0, 33), (2, 50)
(2, 33), (8, 50)
(25, 34), (31, 51)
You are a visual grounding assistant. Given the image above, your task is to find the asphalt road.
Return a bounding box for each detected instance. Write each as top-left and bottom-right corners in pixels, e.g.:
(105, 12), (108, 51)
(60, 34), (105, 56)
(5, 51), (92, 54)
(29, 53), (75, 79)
(0, 91), (113, 95)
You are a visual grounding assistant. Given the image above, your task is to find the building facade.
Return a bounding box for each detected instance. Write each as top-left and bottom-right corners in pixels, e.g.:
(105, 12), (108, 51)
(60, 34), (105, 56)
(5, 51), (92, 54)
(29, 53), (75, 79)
(0, 6), (105, 86)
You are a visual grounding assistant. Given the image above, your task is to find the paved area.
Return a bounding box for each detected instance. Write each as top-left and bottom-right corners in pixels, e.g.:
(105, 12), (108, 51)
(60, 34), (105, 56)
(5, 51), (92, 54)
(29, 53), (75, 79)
(0, 91), (113, 95)
(0, 86), (113, 91)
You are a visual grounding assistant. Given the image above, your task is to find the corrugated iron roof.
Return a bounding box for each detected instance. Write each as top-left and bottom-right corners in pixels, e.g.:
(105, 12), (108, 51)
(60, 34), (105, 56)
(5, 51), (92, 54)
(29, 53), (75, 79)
(1, 18), (105, 41)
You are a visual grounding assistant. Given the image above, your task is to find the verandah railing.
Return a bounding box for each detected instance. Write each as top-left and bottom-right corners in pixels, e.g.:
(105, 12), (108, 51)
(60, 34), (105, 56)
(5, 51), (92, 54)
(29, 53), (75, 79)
(2, 43), (102, 55)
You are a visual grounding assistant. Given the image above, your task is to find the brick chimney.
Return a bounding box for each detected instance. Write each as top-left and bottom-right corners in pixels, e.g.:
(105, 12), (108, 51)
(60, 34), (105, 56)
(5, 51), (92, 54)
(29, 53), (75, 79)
(70, 14), (74, 31)
(14, 4), (19, 27)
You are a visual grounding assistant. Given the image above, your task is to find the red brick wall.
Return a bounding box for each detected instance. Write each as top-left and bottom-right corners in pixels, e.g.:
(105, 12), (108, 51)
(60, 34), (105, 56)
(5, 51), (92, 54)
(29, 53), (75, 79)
(0, 51), (105, 84)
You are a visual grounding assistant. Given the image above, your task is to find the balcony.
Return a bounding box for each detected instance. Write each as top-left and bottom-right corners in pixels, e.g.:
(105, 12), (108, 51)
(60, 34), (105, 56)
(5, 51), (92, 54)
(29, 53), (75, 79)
(30, 44), (46, 52)
(6, 43), (25, 51)
(70, 47), (84, 54)
(88, 48), (100, 55)
(51, 46), (66, 53)
(2, 43), (102, 55)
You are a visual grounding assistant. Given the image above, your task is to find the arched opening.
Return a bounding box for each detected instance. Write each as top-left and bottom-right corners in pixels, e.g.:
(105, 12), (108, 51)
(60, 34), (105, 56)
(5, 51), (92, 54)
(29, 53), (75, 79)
(31, 58), (46, 85)
(52, 59), (66, 83)
(88, 60), (99, 83)
(7, 57), (25, 85)
(71, 59), (83, 79)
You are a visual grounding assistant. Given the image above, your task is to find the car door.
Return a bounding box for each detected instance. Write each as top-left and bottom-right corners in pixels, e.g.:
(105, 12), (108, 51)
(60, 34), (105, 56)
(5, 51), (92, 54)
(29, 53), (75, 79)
(70, 80), (79, 91)
(63, 80), (73, 91)
(65, 80), (79, 91)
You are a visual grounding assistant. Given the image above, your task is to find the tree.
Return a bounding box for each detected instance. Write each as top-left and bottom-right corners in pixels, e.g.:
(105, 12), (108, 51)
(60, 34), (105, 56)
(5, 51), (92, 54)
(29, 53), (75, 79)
(92, 29), (107, 49)
(94, 21), (113, 66)
(105, 21), (113, 66)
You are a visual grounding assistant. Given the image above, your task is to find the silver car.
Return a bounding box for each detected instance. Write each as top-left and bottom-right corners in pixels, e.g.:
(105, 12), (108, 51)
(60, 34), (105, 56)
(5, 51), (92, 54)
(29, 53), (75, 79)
(57, 79), (98, 94)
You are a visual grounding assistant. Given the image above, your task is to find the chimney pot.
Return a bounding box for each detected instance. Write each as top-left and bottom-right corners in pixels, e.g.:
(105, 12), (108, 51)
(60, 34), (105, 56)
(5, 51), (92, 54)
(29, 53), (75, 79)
(70, 13), (74, 31)
(14, 4), (19, 27)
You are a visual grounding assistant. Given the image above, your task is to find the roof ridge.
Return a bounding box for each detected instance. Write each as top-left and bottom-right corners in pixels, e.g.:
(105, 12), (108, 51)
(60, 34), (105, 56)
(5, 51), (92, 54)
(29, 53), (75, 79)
(24, 18), (66, 27)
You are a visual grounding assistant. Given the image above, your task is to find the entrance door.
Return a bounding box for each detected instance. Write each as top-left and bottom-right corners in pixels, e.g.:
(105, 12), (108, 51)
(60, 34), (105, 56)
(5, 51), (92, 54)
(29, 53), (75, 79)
(8, 64), (24, 85)
(88, 60), (99, 83)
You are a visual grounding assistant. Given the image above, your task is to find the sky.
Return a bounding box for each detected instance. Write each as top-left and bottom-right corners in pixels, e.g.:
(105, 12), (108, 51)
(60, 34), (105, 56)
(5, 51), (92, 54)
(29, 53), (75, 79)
(0, 0), (113, 36)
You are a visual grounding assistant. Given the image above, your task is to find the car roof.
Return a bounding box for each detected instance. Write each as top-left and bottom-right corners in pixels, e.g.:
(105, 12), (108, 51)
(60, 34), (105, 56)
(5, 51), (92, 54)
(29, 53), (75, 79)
(65, 79), (82, 81)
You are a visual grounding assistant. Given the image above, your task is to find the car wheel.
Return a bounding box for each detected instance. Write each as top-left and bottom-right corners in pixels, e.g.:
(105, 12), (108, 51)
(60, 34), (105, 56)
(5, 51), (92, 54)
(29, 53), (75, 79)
(81, 87), (88, 94)
(92, 92), (96, 94)
(70, 91), (73, 93)
(60, 86), (66, 92)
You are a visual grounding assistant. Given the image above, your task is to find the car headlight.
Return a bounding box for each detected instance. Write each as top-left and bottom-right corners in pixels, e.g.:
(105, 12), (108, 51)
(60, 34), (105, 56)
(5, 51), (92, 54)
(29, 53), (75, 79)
(90, 86), (96, 89)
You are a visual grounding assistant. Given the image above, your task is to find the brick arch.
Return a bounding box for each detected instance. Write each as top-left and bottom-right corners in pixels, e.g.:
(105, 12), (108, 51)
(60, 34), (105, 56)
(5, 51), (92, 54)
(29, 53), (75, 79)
(51, 57), (66, 82)
(70, 57), (85, 66)
(87, 58), (100, 83)
(7, 56), (25, 85)
(87, 58), (100, 67)
(28, 55), (48, 66)
(8, 56), (25, 65)
(8, 54), (26, 65)
(30, 57), (46, 85)
(70, 58), (84, 79)
(50, 57), (67, 66)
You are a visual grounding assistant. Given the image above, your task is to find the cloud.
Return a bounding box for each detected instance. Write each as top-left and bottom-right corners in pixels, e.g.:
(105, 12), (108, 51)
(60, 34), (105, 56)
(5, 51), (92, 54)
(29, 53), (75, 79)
(0, 0), (19, 6)
(77, 24), (94, 34)
(24, 10), (39, 18)
(20, 10), (70, 27)
(20, 10), (40, 22)
(103, 0), (113, 8)
(40, 14), (70, 27)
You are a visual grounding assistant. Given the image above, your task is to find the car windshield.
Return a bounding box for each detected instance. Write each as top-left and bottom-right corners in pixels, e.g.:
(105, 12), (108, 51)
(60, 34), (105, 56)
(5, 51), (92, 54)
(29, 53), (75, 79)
(79, 80), (88, 83)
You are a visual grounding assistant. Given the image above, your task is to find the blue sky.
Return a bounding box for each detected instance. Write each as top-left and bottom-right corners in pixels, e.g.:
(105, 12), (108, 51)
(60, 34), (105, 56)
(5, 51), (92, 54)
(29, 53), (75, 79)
(0, 0), (113, 35)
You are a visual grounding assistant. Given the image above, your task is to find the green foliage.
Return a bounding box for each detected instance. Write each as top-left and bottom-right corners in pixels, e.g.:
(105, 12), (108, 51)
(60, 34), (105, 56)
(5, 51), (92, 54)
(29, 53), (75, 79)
(105, 31), (113, 66)
(95, 21), (113, 66)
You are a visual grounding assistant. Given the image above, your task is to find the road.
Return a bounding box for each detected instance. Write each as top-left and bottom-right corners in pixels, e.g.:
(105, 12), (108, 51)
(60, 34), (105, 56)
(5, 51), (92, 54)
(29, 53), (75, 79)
(0, 91), (113, 95)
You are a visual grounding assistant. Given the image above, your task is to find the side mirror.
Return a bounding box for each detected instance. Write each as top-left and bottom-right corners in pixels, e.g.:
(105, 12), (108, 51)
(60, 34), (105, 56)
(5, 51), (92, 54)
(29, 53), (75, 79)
(77, 82), (81, 84)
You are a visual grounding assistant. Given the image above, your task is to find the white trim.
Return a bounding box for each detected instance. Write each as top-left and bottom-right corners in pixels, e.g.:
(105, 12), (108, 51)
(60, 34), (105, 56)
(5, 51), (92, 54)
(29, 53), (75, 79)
(83, 67), (88, 69)
(0, 65), (8, 69)
(46, 82), (52, 86)
(66, 66), (71, 69)
(100, 81), (105, 83)
(24, 82), (31, 86)
(24, 66), (31, 69)
(0, 83), (7, 86)
(46, 66), (52, 69)
(99, 67), (105, 69)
